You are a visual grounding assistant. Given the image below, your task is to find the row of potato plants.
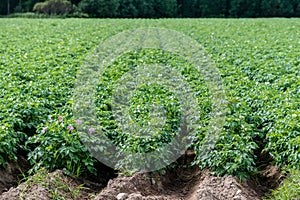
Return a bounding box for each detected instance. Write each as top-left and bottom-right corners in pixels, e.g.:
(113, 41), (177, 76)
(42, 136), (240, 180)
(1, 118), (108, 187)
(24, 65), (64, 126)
(0, 19), (299, 179)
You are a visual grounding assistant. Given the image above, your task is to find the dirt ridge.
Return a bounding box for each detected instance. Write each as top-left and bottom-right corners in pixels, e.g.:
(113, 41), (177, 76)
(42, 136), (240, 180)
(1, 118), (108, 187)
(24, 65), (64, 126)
(0, 165), (281, 200)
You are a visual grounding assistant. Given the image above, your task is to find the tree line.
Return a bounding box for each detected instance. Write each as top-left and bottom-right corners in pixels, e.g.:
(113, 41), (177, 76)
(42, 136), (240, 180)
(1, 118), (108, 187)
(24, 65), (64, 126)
(1, 0), (300, 18)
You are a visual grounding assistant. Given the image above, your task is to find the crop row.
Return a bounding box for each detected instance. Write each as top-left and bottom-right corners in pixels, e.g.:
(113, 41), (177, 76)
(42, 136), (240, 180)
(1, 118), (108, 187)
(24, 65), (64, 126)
(0, 18), (299, 178)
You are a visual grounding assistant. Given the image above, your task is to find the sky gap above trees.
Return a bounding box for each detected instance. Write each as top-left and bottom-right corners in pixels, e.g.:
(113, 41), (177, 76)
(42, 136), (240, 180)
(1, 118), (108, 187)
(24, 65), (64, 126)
(1, 0), (300, 18)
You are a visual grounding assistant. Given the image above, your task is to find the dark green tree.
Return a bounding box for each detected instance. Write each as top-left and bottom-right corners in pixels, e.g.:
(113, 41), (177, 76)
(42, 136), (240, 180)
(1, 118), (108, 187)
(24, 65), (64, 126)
(261, 0), (294, 17)
(70, 0), (81, 5)
(154, 0), (177, 17)
(229, 0), (261, 17)
(2, 0), (300, 18)
(78, 0), (119, 17)
(290, 0), (300, 17)
(198, 0), (228, 17)
(7, 0), (10, 14)
(0, 0), (19, 15)
(117, 0), (138, 17)
(135, 0), (155, 17)
(22, 0), (43, 12)
(177, 0), (196, 17)
(33, 0), (74, 15)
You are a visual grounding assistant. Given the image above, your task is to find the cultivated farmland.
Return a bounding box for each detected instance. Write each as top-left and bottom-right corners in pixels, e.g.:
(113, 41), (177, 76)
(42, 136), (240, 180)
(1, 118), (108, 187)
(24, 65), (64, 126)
(0, 18), (299, 199)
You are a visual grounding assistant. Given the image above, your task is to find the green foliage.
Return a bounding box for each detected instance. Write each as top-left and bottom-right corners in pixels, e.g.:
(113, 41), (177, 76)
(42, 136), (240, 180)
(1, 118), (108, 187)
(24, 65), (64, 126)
(198, 0), (228, 17)
(27, 112), (97, 175)
(95, 49), (210, 156)
(229, 0), (261, 17)
(261, 0), (294, 17)
(0, 18), (299, 181)
(265, 111), (300, 169)
(0, 18), (107, 170)
(153, 0), (177, 17)
(0, 124), (26, 167)
(78, 0), (119, 17)
(117, 0), (177, 18)
(117, 0), (139, 17)
(3, 0), (300, 17)
(6, 12), (48, 18)
(33, 0), (75, 15)
(191, 18), (300, 178)
(20, 168), (86, 199)
(195, 99), (259, 179)
(265, 169), (300, 200)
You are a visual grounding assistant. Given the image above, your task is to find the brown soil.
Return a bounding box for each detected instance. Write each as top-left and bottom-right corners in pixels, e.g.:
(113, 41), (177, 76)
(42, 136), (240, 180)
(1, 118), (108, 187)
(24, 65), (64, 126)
(0, 163), (281, 200)
(0, 156), (30, 194)
(94, 166), (266, 200)
(0, 170), (96, 200)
